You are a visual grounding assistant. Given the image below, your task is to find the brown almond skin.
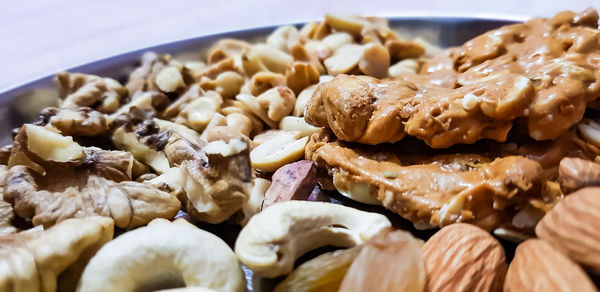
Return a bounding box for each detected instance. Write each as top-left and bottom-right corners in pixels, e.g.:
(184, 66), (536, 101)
(558, 158), (600, 194)
(504, 239), (595, 292)
(262, 160), (317, 208)
(536, 187), (600, 274)
(422, 223), (506, 292)
(339, 229), (426, 292)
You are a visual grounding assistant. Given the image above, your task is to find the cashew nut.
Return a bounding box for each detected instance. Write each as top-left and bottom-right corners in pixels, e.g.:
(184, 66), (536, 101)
(279, 116), (321, 137)
(78, 219), (245, 292)
(235, 200), (391, 277)
(250, 131), (308, 172)
(252, 129), (302, 146)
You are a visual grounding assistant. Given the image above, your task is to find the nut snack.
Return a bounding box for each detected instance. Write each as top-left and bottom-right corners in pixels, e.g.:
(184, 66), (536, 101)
(0, 7), (599, 292)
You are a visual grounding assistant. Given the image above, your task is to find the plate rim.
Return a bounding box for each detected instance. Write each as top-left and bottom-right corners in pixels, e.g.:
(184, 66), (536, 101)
(0, 13), (528, 96)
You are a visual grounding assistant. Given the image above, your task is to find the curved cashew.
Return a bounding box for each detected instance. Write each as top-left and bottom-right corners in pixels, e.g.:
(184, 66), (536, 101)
(234, 200), (391, 277)
(77, 219), (245, 292)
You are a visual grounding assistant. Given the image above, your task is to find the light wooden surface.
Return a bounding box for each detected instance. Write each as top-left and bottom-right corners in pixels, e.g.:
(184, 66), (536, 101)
(0, 0), (597, 91)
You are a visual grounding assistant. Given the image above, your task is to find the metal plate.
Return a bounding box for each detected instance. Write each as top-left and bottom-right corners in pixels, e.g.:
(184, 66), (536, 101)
(0, 16), (523, 291)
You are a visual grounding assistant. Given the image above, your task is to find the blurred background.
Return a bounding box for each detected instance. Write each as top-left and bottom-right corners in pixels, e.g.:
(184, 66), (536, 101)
(1, 0), (597, 91)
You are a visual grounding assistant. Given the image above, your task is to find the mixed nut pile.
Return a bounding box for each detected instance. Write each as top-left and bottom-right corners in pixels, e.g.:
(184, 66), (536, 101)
(0, 7), (600, 292)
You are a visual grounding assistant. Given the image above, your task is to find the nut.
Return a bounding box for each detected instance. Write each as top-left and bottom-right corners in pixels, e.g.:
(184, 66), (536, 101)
(155, 65), (186, 93)
(286, 62), (320, 94)
(504, 239), (595, 292)
(112, 127), (170, 173)
(262, 160), (317, 208)
(332, 172), (381, 205)
(257, 86), (296, 122)
(249, 72), (287, 96)
(0, 216), (113, 292)
(245, 44), (294, 74)
(240, 178), (271, 225)
(293, 84), (317, 116)
(39, 107), (108, 136)
(279, 116), (321, 137)
(200, 71), (245, 98)
(55, 72), (127, 114)
(385, 40), (426, 61)
(207, 38), (251, 64)
(234, 200), (391, 277)
(226, 113), (253, 137)
(324, 14), (370, 38)
(558, 157), (600, 193)
(178, 96), (222, 131)
(20, 124), (84, 163)
(339, 229), (426, 292)
(324, 44), (365, 75)
(358, 43), (390, 78)
(78, 219), (245, 292)
(178, 135), (251, 223)
(535, 187), (600, 274)
(236, 94), (278, 129)
(321, 32), (355, 52)
(110, 91), (169, 118)
(250, 131), (308, 172)
(275, 245), (363, 292)
(266, 25), (301, 53)
(388, 59), (419, 77)
(422, 223), (506, 292)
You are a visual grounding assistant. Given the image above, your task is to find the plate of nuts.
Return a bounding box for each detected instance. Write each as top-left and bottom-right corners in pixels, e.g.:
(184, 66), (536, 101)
(0, 8), (599, 292)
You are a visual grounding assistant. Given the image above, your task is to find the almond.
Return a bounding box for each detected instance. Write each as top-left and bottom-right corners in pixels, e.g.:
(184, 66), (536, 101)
(339, 229), (426, 292)
(504, 239), (595, 292)
(535, 187), (600, 274)
(421, 223), (506, 292)
(558, 158), (600, 194)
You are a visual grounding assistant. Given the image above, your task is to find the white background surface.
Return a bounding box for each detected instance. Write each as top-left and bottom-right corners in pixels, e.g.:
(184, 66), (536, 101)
(1, 0), (598, 91)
